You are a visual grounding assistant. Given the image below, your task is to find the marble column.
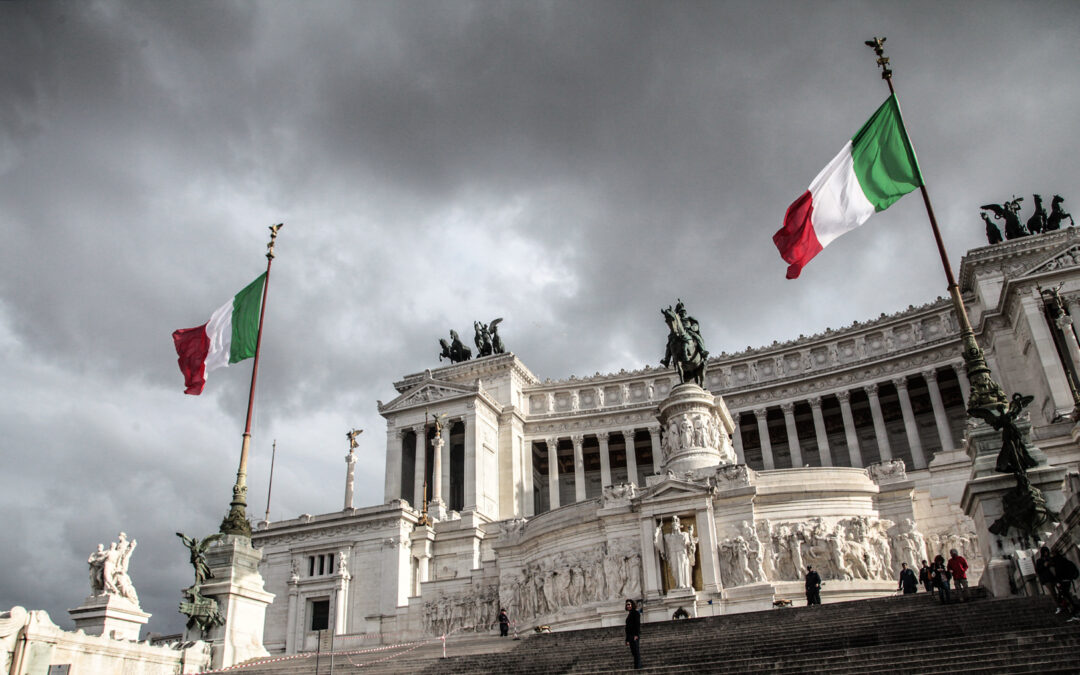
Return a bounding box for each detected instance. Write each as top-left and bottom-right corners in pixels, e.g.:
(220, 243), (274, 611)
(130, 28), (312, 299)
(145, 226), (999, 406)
(464, 415), (478, 512)
(440, 422), (452, 507)
(892, 376), (926, 469)
(754, 408), (775, 470)
(732, 415), (745, 464)
(780, 402), (803, 468)
(572, 434), (586, 502)
(384, 428), (403, 502)
(430, 431), (445, 516)
(648, 426), (662, 474)
(598, 432), (612, 487)
(624, 430), (639, 485)
(344, 449), (357, 509)
(923, 369), (956, 452)
(808, 397), (832, 467)
(546, 437), (560, 510)
(1021, 292), (1075, 412)
(285, 581), (299, 654)
(412, 424), (426, 510)
(864, 383), (893, 462)
(951, 363), (971, 408)
(836, 390), (864, 467)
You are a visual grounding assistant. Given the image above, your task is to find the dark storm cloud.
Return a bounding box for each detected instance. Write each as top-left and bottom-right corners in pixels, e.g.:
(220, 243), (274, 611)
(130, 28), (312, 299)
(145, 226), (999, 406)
(1, 0), (1079, 634)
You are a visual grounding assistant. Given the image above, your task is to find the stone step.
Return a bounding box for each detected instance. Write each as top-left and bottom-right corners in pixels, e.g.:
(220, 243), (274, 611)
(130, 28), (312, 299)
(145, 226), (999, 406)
(218, 592), (1069, 675)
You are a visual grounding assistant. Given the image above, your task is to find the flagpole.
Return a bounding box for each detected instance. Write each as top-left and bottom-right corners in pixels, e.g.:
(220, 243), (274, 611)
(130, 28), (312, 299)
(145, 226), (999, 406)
(221, 223), (283, 538)
(864, 38), (1007, 416)
(264, 439), (277, 524)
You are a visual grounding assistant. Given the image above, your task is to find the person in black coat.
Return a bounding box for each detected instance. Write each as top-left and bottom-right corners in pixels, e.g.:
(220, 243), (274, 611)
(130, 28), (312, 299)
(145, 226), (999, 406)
(805, 566), (822, 605)
(625, 599), (642, 669)
(918, 560), (933, 593)
(898, 563), (919, 594)
(498, 608), (510, 637)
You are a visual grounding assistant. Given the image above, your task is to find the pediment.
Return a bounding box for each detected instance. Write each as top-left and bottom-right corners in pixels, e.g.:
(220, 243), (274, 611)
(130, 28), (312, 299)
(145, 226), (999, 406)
(377, 374), (478, 414)
(642, 476), (713, 501)
(1018, 242), (1080, 278)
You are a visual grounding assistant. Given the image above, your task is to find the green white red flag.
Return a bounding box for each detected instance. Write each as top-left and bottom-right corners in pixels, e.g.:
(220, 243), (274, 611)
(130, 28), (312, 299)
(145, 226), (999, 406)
(773, 95), (923, 279)
(172, 273), (266, 395)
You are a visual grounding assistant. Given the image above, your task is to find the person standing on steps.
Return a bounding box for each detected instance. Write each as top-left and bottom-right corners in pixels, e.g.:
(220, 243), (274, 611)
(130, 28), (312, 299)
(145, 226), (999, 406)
(1048, 550), (1080, 622)
(1035, 547), (1060, 608)
(805, 565), (822, 605)
(625, 599), (642, 669)
(947, 548), (969, 602)
(898, 562), (918, 595)
(932, 555), (951, 604)
(498, 608), (510, 637)
(918, 560), (933, 593)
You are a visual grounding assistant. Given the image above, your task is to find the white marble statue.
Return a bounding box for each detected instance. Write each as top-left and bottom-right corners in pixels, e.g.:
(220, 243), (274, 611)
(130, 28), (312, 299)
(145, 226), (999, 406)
(654, 516), (697, 590)
(87, 532), (140, 606)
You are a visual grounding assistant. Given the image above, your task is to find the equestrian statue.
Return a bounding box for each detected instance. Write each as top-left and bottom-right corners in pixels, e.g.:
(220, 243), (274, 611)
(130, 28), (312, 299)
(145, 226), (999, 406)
(661, 299), (709, 388)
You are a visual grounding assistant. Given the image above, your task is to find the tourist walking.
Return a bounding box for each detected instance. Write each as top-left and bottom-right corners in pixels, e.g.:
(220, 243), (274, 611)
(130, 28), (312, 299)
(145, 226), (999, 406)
(932, 555), (951, 604)
(625, 599), (642, 669)
(1049, 550), (1080, 622)
(1036, 547), (1059, 607)
(918, 559), (933, 593)
(498, 608), (510, 637)
(897, 563), (918, 595)
(805, 565), (822, 606)
(947, 549), (969, 602)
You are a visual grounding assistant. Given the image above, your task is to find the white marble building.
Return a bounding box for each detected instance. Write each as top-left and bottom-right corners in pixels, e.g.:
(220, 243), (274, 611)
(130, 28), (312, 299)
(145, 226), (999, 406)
(252, 228), (1080, 652)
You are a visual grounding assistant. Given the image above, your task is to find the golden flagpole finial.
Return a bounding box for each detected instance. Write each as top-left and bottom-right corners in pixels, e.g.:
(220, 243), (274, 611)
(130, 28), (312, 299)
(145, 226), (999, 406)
(864, 37), (892, 81)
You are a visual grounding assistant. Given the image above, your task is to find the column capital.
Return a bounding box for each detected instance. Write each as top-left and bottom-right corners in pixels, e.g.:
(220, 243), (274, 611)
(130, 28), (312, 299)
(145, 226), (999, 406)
(808, 396), (823, 409)
(950, 361), (966, 375)
(753, 407), (769, 420)
(891, 376), (909, 391)
(545, 437), (559, 449)
(570, 434), (584, 447)
(647, 426), (661, 439)
(780, 401), (796, 415)
(863, 382), (879, 397)
(395, 428), (406, 439)
(922, 368), (939, 383)
(835, 390), (852, 404)
(622, 428), (637, 441)
(345, 451), (357, 466)
(597, 431), (610, 442)
(412, 423), (426, 434)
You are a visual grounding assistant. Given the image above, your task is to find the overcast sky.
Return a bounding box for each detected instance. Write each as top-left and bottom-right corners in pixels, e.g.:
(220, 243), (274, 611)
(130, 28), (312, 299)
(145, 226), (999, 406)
(2, 1), (1078, 636)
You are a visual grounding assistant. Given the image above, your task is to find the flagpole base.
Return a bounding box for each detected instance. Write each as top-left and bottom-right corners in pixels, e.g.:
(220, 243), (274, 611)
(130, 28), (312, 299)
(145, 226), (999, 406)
(220, 483), (252, 538)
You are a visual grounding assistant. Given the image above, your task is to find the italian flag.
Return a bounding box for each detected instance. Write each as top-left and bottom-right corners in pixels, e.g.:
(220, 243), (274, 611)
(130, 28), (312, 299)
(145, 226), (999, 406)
(172, 273), (266, 395)
(773, 95), (923, 279)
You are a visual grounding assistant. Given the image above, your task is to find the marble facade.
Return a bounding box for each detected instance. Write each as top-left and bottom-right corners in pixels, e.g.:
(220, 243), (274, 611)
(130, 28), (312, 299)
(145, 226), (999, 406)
(252, 229), (1080, 650)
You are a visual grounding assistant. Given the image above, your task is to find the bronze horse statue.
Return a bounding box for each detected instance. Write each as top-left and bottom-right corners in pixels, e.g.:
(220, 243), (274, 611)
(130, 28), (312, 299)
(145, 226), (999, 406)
(661, 304), (707, 387)
(438, 329), (472, 363)
(1047, 195), (1074, 231)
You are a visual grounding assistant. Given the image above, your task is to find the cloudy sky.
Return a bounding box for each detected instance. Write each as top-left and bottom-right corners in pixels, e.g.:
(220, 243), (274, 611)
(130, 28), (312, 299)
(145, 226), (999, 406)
(2, 1), (1078, 635)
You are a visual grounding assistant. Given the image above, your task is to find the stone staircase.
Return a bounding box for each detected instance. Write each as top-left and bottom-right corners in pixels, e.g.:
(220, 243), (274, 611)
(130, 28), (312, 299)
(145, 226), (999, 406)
(217, 591), (1079, 674)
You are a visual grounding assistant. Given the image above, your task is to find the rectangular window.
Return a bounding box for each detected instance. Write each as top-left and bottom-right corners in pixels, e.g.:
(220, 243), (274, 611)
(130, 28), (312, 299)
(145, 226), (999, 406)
(310, 599), (330, 632)
(328, 553), (335, 575)
(308, 556), (315, 577)
(318, 554), (325, 576)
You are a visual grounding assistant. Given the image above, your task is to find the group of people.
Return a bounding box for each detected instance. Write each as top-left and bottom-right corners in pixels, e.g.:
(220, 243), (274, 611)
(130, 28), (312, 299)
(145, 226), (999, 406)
(905, 549), (970, 603)
(1035, 547), (1080, 622)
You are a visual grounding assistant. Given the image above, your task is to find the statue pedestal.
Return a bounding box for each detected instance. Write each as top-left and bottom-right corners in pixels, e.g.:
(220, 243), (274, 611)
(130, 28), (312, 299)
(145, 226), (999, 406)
(187, 535), (274, 669)
(960, 420), (1067, 597)
(68, 594), (150, 641)
(657, 383), (736, 474)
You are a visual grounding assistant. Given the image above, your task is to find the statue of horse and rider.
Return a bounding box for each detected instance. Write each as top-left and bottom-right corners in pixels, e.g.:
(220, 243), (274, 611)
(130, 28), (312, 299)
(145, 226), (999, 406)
(438, 329), (472, 363)
(661, 300), (709, 388)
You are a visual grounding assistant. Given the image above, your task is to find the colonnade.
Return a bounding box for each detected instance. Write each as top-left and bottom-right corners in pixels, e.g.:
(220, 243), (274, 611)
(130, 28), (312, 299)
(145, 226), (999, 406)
(731, 364), (968, 472)
(531, 426), (662, 511)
